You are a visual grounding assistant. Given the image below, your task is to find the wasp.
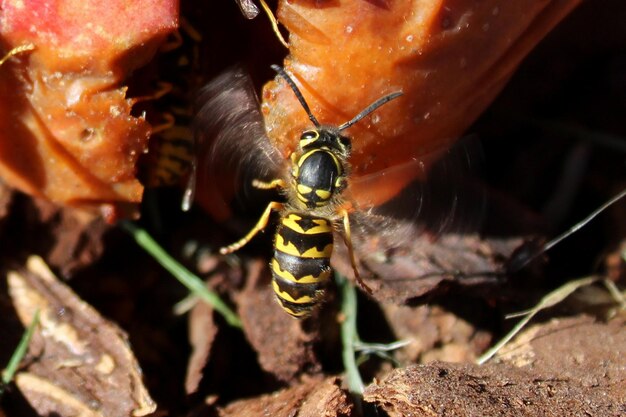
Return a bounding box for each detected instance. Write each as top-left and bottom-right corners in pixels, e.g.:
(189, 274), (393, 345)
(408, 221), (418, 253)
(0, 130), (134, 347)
(212, 65), (402, 317)
(139, 19), (204, 214)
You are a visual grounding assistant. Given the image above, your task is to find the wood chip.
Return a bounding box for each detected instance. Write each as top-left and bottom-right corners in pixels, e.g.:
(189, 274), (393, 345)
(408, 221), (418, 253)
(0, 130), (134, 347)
(7, 256), (156, 417)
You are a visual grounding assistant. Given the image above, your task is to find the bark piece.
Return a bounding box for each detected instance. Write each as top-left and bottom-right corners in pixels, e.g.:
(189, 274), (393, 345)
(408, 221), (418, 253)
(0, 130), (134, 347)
(218, 377), (352, 417)
(382, 304), (493, 364)
(236, 259), (322, 382)
(7, 256), (156, 417)
(185, 293), (219, 394)
(365, 315), (626, 416)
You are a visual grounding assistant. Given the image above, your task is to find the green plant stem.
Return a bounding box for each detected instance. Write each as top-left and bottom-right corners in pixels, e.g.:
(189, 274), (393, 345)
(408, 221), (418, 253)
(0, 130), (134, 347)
(337, 273), (364, 394)
(120, 221), (242, 329)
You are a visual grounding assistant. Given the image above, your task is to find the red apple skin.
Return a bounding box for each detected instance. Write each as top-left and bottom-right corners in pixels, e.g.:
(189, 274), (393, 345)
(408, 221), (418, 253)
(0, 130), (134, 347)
(0, 0), (179, 220)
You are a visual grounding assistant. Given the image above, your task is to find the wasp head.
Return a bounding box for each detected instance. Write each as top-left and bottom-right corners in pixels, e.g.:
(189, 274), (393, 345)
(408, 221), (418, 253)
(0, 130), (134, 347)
(298, 128), (351, 158)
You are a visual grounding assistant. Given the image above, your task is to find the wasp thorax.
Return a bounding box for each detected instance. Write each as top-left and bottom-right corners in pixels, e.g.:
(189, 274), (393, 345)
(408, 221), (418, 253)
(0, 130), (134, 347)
(291, 128), (350, 209)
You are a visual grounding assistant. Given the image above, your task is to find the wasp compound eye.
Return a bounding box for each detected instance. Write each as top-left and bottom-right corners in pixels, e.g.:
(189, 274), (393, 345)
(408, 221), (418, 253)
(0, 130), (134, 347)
(299, 130), (320, 149)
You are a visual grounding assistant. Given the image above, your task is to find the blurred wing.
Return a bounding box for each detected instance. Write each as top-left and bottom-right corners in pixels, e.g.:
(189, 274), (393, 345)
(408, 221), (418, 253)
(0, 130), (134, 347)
(348, 137), (486, 241)
(191, 67), (283, 220)
(337, 138), (524, 302)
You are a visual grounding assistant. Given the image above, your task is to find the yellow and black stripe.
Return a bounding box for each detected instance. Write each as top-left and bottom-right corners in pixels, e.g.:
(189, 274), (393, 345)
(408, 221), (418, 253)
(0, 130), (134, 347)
(271, 212), (333, 317)
(147, 127), (195, 187)
(293, 148), (343, 208)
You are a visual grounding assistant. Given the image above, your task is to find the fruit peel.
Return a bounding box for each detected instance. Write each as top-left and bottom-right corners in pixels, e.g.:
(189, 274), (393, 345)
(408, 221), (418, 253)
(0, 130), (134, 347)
(0, 0), (179, 220)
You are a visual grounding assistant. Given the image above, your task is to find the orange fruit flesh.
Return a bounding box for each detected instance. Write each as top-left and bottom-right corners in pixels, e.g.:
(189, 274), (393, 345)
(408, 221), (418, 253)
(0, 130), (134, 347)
(262, 0), (581, 207)
(0, 0), (178, 220)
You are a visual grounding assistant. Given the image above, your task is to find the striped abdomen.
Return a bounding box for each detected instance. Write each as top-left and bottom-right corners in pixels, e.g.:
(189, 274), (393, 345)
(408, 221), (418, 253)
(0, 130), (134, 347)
(271, 212), (333, 317)
(146, 128), (194, 187)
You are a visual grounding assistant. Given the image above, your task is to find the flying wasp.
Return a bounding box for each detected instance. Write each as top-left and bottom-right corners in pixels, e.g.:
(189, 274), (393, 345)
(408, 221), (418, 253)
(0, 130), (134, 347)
(207, 65), (402, 318)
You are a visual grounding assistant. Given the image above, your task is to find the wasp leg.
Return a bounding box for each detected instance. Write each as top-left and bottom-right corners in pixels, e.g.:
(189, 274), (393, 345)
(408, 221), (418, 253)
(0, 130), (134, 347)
(258, 0), (289, 49)
(133, 81), (174, 104)
(151, 112), (176, 135)
(159, 29), (183, 54)
(180, 16), (203, 42)
(0, 43), (35, 66)
(252, 178), (286, 190)
(219, 201), (283, 254)
(340, 209), (373, 294)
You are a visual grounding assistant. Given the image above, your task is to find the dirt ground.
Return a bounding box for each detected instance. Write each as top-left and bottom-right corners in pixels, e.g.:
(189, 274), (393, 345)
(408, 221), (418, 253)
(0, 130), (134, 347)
(1, 1), (625, 416)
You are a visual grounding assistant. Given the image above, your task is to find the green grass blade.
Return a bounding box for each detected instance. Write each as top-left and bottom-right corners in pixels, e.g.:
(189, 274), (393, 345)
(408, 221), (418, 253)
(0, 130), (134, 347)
(477, 275), (599, 365)
(1, 309), (40, 394)
(120, 221), (242, 328)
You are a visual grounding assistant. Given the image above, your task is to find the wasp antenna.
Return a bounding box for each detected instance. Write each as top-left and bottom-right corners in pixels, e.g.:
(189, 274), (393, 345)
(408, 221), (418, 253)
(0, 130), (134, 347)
(271, 65), (320, 128)
(338, 91), (403, 131)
